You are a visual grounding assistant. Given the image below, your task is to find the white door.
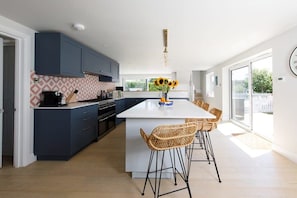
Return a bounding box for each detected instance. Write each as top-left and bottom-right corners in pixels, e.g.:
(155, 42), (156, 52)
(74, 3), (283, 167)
(0, 38), (3, 168)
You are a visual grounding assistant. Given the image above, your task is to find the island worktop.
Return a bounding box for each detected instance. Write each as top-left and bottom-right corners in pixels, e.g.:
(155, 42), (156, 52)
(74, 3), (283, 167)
(117, 99), (215, 178)
(117, 99), (215, 119)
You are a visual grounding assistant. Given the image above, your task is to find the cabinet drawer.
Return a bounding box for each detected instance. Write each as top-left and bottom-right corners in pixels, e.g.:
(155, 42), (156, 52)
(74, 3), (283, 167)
(71, 105), (98, 153)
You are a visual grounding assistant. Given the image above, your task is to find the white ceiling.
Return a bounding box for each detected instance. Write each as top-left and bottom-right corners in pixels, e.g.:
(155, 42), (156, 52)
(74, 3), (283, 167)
(1, 0), (297, 74)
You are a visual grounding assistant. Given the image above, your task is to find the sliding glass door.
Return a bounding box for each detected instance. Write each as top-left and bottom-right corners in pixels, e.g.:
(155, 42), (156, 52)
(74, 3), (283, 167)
(231, 65), (251, 127)
(230, 55), (273, 141)
(251, 56), (273, 140)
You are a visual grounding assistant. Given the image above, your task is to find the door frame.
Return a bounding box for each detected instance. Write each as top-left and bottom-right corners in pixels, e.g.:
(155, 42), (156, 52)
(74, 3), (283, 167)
(0, 19), (36, 167)
(229, 61), (251, 130)
(0, 37), (3, 168)
(229, 52), (273, 138)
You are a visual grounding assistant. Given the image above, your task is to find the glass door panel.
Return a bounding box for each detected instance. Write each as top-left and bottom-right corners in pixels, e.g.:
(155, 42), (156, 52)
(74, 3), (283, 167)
(251, 57), (273, 140)
(231, 66), (250, 127)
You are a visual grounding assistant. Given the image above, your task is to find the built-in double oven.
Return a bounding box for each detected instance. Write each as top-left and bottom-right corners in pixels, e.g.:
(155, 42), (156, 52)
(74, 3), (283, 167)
(97, 99), (116, 137)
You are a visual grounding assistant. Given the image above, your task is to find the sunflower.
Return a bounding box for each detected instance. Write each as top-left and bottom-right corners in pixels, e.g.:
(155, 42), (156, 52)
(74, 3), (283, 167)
(172, 80), (179, 88)
(156, 77), (167, 86)
(154, 77), (178, 93)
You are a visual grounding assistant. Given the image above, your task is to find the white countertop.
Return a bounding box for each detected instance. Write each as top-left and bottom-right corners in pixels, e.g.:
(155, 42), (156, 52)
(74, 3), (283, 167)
(117, 99), (215, 119)
(34, 102), (98, 110)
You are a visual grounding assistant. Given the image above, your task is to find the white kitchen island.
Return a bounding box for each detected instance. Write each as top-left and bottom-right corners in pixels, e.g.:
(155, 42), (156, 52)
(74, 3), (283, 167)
(117, 99), (215, 178)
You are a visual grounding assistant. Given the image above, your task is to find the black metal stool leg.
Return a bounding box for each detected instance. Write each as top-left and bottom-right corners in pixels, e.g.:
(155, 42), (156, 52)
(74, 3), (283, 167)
(205, 132), (221, 183)
(201, 131), (211, 164)
(142, 151), (155, 196)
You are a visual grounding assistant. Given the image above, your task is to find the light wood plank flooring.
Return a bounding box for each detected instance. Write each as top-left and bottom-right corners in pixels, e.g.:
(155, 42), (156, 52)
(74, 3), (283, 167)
(0, 122), (297, 198)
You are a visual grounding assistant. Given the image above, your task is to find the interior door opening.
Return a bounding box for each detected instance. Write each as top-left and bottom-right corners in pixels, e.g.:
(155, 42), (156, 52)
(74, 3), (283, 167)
(1, 34), (15, 168)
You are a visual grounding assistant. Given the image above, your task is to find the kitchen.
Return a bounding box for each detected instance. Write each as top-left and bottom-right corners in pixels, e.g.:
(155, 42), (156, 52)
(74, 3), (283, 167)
(1, 1), (297, 198)
(30, 32), (191, 161)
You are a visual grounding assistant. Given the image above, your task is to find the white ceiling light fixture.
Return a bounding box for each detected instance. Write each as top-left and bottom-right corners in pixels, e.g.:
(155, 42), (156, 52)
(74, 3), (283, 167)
(72, 23), (85, 31)
(163, 29), (168, 66)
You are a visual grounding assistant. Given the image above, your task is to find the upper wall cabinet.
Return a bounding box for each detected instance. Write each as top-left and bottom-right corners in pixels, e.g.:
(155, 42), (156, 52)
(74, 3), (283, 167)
(110, 60), (119, 82)
(35, 32), (84, 77)
(82, 47), (111, 76)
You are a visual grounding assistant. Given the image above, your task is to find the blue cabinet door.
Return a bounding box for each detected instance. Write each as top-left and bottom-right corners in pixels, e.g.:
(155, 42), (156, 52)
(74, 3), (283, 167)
(34, 109), (72, 160)
(35, 32), (83, 77)
(34, 105), (98, 160)
(82, 47), (111, 76)
(110, 60), (119, 82)
(115, 99), (125, 125)
(60, 35), (83, 77)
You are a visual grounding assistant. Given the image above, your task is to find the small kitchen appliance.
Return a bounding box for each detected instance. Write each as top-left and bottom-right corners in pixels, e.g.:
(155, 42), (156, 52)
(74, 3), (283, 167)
(39, 91), (63, 107)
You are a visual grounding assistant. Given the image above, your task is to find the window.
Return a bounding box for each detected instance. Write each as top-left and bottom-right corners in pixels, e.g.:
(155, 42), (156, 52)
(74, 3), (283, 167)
(124, 79), (146, 91)
(123, 77), (173, 91)
(206, 72), (215, 97)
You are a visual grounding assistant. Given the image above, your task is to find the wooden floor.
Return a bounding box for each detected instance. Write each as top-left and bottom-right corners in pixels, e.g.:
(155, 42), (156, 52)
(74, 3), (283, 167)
(1, 122), (297, 198)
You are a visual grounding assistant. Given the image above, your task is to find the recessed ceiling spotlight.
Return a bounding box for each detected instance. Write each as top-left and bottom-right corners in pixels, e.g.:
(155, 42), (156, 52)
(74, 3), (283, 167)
(72, 23), (85, 31)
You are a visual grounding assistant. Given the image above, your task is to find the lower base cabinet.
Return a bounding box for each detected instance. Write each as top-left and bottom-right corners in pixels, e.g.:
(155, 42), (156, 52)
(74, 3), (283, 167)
(34, 105), (98, 160)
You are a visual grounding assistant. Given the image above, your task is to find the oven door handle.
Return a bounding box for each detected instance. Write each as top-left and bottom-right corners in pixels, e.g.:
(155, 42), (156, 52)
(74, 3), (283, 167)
(99, 104), (116, 111)
(107, 113), (116, 118)
(99, 116), (109, 122)
(99, 113), (116, 122)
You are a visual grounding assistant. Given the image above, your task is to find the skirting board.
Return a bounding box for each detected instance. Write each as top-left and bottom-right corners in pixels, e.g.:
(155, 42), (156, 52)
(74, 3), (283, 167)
(273, 144), (297, 164)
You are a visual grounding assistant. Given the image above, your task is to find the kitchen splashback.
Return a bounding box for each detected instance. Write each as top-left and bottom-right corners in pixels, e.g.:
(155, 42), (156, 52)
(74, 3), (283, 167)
(30, 71), (115, 107)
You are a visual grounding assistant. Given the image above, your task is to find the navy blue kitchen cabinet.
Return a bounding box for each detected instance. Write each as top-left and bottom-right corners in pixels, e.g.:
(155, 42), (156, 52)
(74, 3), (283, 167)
(34, 105), (98, 160)
(115, 98), (126, 125)
(110, 60), (119, 82)
(35, 32), (84, 77)
(125, 98), (146, 109)
(82, 46), (111, 76)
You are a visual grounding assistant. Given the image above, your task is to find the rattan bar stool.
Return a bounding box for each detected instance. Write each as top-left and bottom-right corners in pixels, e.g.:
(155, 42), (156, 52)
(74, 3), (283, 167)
(140, 122), (198, 198)
(201, 102), (209, 111)
(194, 99), (204, 107)
(185, 102), (209, 150)
(193, 108), (222, 183)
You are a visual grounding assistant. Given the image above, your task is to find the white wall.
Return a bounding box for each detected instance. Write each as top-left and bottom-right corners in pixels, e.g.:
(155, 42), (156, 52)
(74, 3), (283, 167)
(201, 69), (223, 111)
(205, 25), (297, 163)
(0, 15), (36, 167)
(192, 71), (201, 93)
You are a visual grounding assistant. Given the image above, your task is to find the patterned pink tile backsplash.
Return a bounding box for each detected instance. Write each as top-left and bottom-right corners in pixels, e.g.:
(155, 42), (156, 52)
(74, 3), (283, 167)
(30, 71), (115, 107)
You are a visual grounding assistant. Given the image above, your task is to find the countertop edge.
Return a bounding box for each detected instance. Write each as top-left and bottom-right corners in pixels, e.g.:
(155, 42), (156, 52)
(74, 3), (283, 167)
(33, 102), (99, 110)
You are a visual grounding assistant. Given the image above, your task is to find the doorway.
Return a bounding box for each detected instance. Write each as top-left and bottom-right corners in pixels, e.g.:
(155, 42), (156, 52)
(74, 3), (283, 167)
(230, 54), (273, 141)
(0, 35), (15, 168)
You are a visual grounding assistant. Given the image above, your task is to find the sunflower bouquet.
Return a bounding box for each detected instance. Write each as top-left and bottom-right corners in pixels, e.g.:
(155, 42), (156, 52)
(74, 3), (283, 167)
(154, 77), (178, 102)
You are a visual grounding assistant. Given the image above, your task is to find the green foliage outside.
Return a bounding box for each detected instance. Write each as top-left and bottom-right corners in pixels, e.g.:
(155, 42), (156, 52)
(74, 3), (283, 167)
(148, 78), (160, 91)
(125, 78), (174, 92)
(252, 69), (272, 93)
(124, 79), (146, 91)
(233, 69), (272, 94)
(233, 78), (248, 93)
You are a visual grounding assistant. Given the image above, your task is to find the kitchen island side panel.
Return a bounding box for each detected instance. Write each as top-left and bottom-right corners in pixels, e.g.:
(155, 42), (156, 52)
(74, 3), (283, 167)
(125, 118), (185, 178)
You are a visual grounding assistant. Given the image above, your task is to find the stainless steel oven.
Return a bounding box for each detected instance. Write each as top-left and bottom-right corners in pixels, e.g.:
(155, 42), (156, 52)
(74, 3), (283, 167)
(98, 99), (116, 137)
